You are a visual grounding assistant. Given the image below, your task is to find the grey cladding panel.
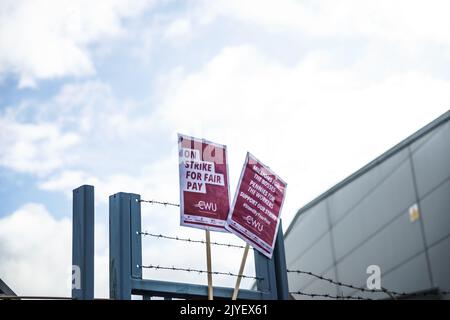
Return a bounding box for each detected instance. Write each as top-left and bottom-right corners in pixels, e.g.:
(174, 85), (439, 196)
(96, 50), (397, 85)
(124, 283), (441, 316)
(328, 167), (381, 225)
(376, 147), (409, 182)
(285, 116), (450, 300)
(332, 205), (367, 261)
(410, 123), (440, 152)
(420, 178), (450, 246)
(381, 252), (432, 295)
(299, 269), (338, 299)
(285, 202), (329, 265)
(362, 160), (416, 234)
(412, 122), (450, 198)
(428, 236), (450, 293)
(336, 210), (425, 291)
(288, 233), (334, 280)
(288, 272), (314, 293)
(333, 161), (416, 260)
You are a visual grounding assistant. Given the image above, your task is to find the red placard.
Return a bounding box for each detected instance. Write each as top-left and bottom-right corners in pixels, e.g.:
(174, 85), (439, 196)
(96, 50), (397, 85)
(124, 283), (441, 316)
(178, 134), (230, 232)
(226, 153), (287, 258)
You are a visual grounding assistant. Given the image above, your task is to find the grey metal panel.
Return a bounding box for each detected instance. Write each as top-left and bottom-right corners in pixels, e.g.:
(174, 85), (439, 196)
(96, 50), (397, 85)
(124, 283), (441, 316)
(381, 252), (432, 296)
(332, 203), (367, 261)
(412, 121), (450, 198)
(428, 236), (450, 294)
(294, 268), (338, 300)
(285, 202), (329, 265)
(284, 112), (450, 300)
(287, 272), (312, 293)
(288, 233), (334, 282)
(421, 178), (450, 246)
(377, 210), (426, 269)
(410, 122), (441, 152)
(0, 279), (16, 296)
(351, 252), (432, 300)
(377, 147), (409, 182)
(362, 160), (416, 234)
(328, 167), (380, 225)
(336, 210), (425, 294)
(333, 160), (416, 260)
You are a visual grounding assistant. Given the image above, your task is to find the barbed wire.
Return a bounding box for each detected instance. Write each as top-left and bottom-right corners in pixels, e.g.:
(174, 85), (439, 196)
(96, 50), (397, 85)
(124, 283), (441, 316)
(122, 197), (449, 300)
(287, 269), (383, 294)
(140, 199), (180, 207)
(287, 269), (450, 299)
(388, 289), (450, 299)
(139, 264), (262, 280)
(139, 231), (250, 249)
(290, 291), (370, 300)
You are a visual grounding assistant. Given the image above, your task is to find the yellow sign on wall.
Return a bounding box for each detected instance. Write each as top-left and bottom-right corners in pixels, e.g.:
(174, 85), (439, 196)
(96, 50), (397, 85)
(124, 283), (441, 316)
(409, 204), (420, 223)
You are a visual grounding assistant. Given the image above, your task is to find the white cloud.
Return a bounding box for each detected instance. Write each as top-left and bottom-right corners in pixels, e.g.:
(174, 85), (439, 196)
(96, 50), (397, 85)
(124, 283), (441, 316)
(0, 0), (154, 87)
(0, 119), (80, 176)
(201, 0), (450, 44)
(0, 80), (162, 178)
(0, 203), (109, 297)
(0, 79), (179, 204)
(0, 203), (72, 296)
(39, 170), (98, 196)
(164, 18), (192, 40)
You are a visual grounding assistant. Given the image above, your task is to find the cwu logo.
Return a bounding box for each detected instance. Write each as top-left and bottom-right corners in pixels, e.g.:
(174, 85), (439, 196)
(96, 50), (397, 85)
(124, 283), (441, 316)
(194, 200), (217, 212)
(244, 215), (264, 232)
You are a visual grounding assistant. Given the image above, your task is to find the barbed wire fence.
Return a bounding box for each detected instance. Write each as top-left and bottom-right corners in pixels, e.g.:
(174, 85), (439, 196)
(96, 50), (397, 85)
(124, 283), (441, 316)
(2, 197), (448, 300)
(139, 231), (250, 249)
(137, 198), (450, 300)
(139, 264), (262, 280)
(286, 269), (450, 300)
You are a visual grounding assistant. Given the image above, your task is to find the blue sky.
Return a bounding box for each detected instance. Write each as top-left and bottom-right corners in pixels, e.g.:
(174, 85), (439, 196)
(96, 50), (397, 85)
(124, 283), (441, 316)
(1, 0), (450, 297)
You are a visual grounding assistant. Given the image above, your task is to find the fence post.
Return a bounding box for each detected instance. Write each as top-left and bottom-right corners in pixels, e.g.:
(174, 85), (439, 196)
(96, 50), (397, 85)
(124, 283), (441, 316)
(72, 185), (95, 300)
(254, 250), (278, 300)
(273, 220), (289, 300)
(109, 192), (133, 299)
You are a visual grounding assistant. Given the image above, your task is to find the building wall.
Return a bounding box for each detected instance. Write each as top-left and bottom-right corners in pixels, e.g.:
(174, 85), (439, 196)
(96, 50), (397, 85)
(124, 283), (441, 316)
(285, 113), (450, 299)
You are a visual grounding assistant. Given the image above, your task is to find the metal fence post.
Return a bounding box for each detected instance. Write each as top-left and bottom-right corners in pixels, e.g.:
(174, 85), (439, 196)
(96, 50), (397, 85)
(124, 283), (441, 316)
(254, 250), (278, 300)
(273, 220), (290, 300)
(109, 192), (132, 300)
(72, 185), (95, 300)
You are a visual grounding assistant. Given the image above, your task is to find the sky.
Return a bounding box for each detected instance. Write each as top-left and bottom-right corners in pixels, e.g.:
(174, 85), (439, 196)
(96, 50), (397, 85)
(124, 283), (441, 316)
(0, 0), (450, 298)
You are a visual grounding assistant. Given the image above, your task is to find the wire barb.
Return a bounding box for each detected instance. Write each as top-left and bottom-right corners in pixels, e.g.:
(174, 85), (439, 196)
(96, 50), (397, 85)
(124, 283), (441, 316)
(139, 264), (262, 280)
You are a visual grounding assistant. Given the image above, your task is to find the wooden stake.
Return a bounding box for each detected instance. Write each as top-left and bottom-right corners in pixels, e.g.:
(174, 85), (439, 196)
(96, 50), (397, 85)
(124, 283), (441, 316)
(232, 243), (250, 300)
(205, 230), (213, 300)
